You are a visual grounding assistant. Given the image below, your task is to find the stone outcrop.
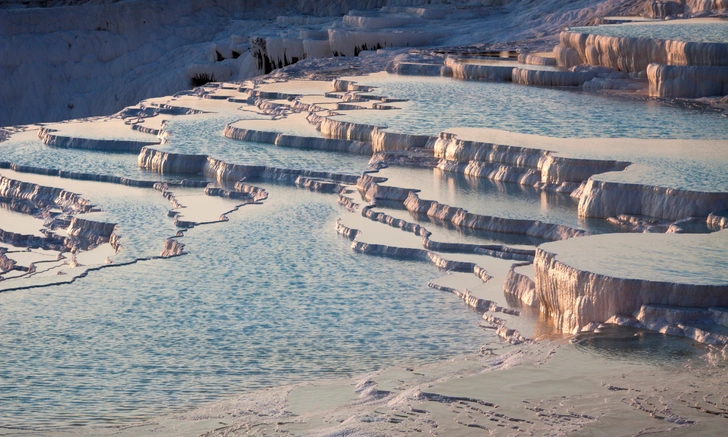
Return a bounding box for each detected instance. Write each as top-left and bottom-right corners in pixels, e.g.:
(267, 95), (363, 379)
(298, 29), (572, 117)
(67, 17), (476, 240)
(67, 217), (116, 242)
(558, 31), (728, 73)
(503, 262), (539, 308)
(707, 211), (728, 231)
(223, 124), (372, 155)
(0, 175), (92, 213)
(404, 191), (586, 241)
(576, 179), (728, 220)
(647, 63), (728, 98)
(138, 147), (208, 174)
(534, 245), (728, 334)
(352, 241), (491, 282)
(39, 128), (158, 153)
(160, 238), (185, 258)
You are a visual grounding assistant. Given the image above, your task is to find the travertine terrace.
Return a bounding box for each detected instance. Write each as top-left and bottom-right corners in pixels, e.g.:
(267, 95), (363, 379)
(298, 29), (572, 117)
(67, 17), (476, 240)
(1, 0), (727, 435)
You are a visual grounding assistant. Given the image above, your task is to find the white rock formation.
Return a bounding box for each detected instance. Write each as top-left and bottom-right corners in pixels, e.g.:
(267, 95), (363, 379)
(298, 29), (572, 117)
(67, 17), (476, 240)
(534, 231), (728, 333)
(647, 63), (728, 98)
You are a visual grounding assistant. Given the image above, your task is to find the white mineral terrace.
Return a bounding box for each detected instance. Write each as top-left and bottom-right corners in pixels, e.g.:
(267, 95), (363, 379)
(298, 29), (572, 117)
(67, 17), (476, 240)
(1, 0), (728, 434)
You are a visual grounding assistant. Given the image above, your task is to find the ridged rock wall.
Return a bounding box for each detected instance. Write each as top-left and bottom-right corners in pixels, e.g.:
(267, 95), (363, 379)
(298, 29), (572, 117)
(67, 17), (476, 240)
(576, 179), (728, 220)
(445, 57), (514, 82)
(223, 124), (372, 155)
(138, 147), (208, 174)
(0, 175), (92, 213)
(403, 191), (586, 241)
(67, 217), (118, 249)
(647, 63), (728, 98)
(534, 247), (728, 333)
(356, 173), (416, 202)
(503, 262), (539, 308)
(203, 157), (359, 185)
(558, 31), (728, 73)
(432, 132), (629, 191)
(39, 128), (158, 153)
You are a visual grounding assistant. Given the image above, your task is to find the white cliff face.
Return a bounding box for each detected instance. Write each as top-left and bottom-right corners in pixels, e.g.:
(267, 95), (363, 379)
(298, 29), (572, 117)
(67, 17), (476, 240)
(534, 231), (728, 333)
(647, 63), (728, 98)
(577, 178), (728, 220)
(558, 30), (728, 73)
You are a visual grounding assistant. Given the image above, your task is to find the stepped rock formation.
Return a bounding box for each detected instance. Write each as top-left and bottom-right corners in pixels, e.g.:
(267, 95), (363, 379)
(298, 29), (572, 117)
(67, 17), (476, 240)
(576, 179), (728, 220)
(223, 124), (372, 154)
(0, 175), (92, 213)
(555, 28), (728, 98)
(39, 128), (159, 153)
(403, 191), (586, 241)
(503, 263), (539, 308)
(534, 232), (728, 334)
(647, 63), (728, 98)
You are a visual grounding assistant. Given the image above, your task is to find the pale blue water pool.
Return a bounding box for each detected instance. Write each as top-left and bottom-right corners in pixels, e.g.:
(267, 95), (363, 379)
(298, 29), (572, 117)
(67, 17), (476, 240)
(569, 21), (728, 44)
(162, 114), (371, 175)
(334, 73), (728, 140)
(0, 185), (488, 427)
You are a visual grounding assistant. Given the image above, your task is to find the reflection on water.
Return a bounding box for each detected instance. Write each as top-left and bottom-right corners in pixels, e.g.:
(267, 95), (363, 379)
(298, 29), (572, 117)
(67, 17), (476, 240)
(572, 326), (704, 366)
(381, 166), (620, 234)
(162, 114), (370, 175)
(0, 185), (488, 428)
(335, 73), (728, 139)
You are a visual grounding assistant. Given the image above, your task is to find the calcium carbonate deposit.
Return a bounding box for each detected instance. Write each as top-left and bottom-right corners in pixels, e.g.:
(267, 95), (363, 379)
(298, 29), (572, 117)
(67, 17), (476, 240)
(1, 1), (727, 436)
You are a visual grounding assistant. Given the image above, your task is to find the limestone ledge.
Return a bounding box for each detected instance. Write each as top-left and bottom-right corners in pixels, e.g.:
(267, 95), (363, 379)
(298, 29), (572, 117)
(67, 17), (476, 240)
(707, 211), (728, 231)
(351, 241), (492, 283)
(139, 147), (208, 174)
(334, 218), (361, 240)
(39, 128), (159, 153)
(576, 179), (728, 220)
(0, 228), (68, 252)
(647, 63), (728, 98)
(0, 175), (92, 214)
(428, 282), (519, 316)
(67, 217), (118, 250)
(223, 124), (372, 155)
(558, 31), (728, 73)
(338, 193), (360, 212)
(433, 132), (629, 190)
(332, 80), (374, 93)
(0, 161), (208, 190)
(534, 247), (728, 334)
(445, 57), (513, 82)
(404, 191), (586, 241)
(359, 201), (535, 261)
(306, 112), (433, 153)
(503, 262), (539, 308)
(367, 150), (440, 170)
(357, 173), (415, 202)
(518, 53), (557, 66)
(204, 157), (358, 187)
(137, 148), (358, 191)
(205, 183), (268, 202)
(385, 61), (450, 77)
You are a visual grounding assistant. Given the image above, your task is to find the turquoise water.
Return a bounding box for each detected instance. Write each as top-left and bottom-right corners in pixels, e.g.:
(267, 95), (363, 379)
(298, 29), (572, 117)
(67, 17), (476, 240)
(0, 185), (488, 427)
(569, 21), (728, 43)
(334, 73), (728, 139)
